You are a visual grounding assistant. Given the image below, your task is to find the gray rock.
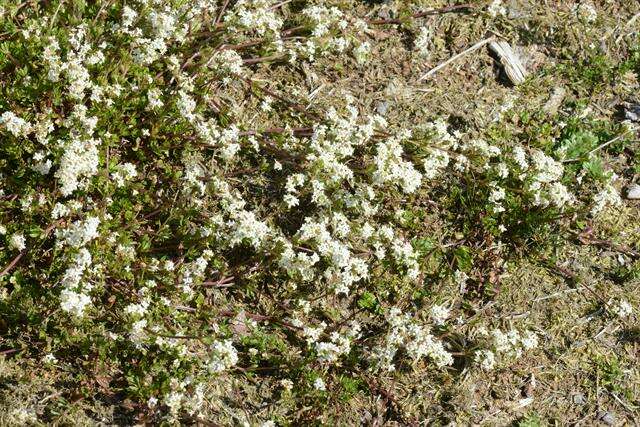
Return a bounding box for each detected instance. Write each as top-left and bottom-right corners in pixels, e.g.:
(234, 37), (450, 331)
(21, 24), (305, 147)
(375, 101), (389, 116)
(377, 9), (391, 20)
(572, 392), (586, 405)
(598, 411), (615, 426)
(624, 103), (640, 122)
(626, 184), (640, 200)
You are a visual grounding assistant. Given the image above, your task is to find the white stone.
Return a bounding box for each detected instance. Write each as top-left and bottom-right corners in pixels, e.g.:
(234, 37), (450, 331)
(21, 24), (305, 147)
(626, 184), (640, 199)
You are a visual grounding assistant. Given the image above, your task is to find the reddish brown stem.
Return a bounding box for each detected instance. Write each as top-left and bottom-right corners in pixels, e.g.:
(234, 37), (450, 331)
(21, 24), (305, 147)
(0, 250), (26, 277)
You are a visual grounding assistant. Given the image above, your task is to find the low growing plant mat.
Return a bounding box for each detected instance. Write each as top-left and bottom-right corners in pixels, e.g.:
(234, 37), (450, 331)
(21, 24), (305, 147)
(1, 0), (639, 425)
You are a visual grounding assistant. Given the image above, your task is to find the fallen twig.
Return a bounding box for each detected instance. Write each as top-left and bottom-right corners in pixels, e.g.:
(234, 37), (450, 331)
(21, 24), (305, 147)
(577, 236), (640, 259)
(0, 250), (26, 277)
(563, 130), (633, 163)
(419, 36), (495, 81)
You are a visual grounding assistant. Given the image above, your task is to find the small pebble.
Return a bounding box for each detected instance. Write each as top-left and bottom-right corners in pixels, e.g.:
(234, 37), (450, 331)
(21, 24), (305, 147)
(598, 411), (615, 426)
(626, 183), (640, 200)
(572, 392), (585, 405)
(376, 101), (389, 116)
(624, 103), (640, 122)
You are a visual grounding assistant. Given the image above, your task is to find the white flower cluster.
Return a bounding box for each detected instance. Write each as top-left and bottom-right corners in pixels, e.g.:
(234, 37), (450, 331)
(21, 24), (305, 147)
(373, 131), (423, 194)
(112, 163), (138, 187)
(591, 181), (622, 215)
(208, 339), (239, 373)
(228, 210), (271, 249)
(54, 106), (101, 196)
(129, 7), (187, 65)
(56, 137), (100, 195)
(296, 217), (369, 294)
(44, 26), (102, 100)
(370, 308), (453, 371)
(279, 244), (320, 282)
(314, 322), (361, 363)
(8, 232), (26, 252)
(0, 111), (31, 137)
(487, 0), (506, 17)
(60, 288), (92, 317)
(414, 27), (431, 57)
(515, 148), (573, 209)
(474, 327), (538, 371)
(492, 328), (539, 357)
(55, 215), (99, 317)
(574, 2), (597, 22)
(225, 0), (283, 37)
(609, 299), (633, 318)
(162, 378), (206, 418)
(429, 304), (451, 326)
(56, 216), (100, 248)
(7, 1), (632, 419)
(179, 251), (213, 297)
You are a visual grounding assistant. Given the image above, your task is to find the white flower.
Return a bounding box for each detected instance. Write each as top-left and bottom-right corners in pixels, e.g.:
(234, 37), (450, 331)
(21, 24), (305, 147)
(55, 138), (100, 196)
(121, 6), (138, 28)
(520, 330), (538, 350)
(313, 377), (326, 391)
(353, 42), (371, 64)
(487, 0), (506, 17)
(43, 353), (58, 364)
(575, 3), (597, 22)
(430, 304), (450, 326)
(124, 299), (149, 317)
(592, 184), (622, 215)
(512, 146), (528, 170)
(60, 248), (92, 289)
(112, 162), (138, 187)
(51, 202), (70, 219)
(0, 111), (31, 137)
(489, 186), (506, 203)
(531, 150), (563, 183)
(130, 319), (147, 344)
(60, 289), (92, 317)
(32, 151), (52, 175)
(373, 137), (422, 193)
(147, 88), (164, 110)
(475, 349), (496, 370)
(414, 27), (431, 57)
(280, 379), (294, 391)
(9, 233), (26, 251)
(548, 182), (573, 208)
(228, 210), (271, 249)
(164, 391), (184, 415)
(611, 299), (633, 318)
(208, 339), (239, 373)
(57, 216), (100, 248)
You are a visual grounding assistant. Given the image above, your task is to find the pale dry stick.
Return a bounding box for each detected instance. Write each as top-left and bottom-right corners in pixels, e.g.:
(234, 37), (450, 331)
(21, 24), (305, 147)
(269, 0), (293, 10)
(49, 0), (66, 30)
(614, 12), (640, 43)
(562, 129), (634, 163)
(92, 0), (116, 25)
(586, 130), (634, 156)
(611, 391), (639, 411)
(418, 36), (495, 81)
(215, 0), (231, 25)
(533, 287), (579, 302)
